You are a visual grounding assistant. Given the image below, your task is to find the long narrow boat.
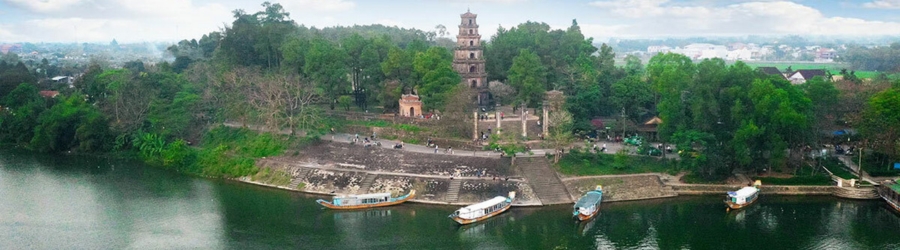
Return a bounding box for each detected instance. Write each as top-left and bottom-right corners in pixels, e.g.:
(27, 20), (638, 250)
(573, 186), (603, 221)
(725, 180), (761, 211)
(317, 190), (416, 210)
(876, 180), (900, 213)
(449, 192), (515, 225)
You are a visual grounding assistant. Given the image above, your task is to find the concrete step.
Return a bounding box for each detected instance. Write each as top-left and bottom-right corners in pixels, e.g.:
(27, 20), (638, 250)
(356, 174), (378, 194)
(833, 186), (879, 199)
(517, 157), (573, 205)
(288, 168), (310, 190)
(446, 179), (462, 202)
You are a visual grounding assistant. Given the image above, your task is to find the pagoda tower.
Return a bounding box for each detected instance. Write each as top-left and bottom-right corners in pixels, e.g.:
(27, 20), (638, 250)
(453, 10), (490, 105)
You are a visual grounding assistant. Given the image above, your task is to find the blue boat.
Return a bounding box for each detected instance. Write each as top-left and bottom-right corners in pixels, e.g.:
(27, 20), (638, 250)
(573, 186), (603, 221)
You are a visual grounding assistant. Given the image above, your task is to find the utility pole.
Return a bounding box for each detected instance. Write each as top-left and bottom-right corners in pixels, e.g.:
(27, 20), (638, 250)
(620, 107), (627, 138)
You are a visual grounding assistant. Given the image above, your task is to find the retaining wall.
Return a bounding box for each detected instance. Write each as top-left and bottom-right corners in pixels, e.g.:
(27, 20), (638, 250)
(671, 184), (834, 195)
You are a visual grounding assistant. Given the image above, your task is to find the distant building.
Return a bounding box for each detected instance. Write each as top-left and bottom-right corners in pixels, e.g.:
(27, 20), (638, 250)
(647, 46), (671, 54)
(453, 9), (490, 105)
(0, 44), (22, 54)
(787, 69), (828, 84)
(757, 67), (786, 79)
(815, 48), (836, 63)
(39, 90), (59, 98)
(51, 76), (75, 88)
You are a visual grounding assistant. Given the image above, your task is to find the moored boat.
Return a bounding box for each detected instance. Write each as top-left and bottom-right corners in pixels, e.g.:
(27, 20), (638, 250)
(317, 190), (416, 210)
(876, 180), (900, 213)
(573, 185), (603, 221)
(725, 180), (761, 210)
(450, 192), (515, 225)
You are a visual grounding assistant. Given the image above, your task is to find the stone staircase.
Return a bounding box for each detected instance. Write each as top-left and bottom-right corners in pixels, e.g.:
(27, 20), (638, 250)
(833, 186), (880, 199)
(356, 174), (378, 194)
(517, 157), (573, 205)
(288, 168), (311, 190)
(446, 179), (462, 203)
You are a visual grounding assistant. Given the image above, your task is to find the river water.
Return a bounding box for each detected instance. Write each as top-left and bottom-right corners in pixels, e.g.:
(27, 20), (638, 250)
(2, 149), (900, 250)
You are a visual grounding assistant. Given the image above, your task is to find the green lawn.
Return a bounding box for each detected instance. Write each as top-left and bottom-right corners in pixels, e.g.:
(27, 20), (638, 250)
(741, 61), (883, 79)
(555, 150), (676, 176)
(822, 157), (858, 179)
(743, 61), (846, 71)
(755, 164), (835, 186)
(756, 176), (834, 186)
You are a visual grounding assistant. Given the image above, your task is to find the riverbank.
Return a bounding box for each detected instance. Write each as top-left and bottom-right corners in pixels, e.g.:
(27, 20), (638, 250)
(238, 141), (879, 207)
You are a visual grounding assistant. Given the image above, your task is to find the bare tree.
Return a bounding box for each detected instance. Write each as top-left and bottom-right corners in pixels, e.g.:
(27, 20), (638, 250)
(547, 109), (574, 163)
(434, 24), (448, 38)
(105, 73), (158, 134)
(220, 67), (255, 127)
(436, 86), (476, 138)
(279, 74), (320, 136)
(488, 81), (516, 106)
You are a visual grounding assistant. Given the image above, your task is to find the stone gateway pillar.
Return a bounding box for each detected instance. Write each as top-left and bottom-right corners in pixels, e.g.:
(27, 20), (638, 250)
(542, 101), (549, 138)
(496, 111), (501, 134)
(521, 104), (527, 138)
(473, 112), (479, 141)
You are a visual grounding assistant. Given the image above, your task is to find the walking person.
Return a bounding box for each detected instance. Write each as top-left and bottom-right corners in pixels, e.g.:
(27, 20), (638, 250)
(434, 145), (439, 153)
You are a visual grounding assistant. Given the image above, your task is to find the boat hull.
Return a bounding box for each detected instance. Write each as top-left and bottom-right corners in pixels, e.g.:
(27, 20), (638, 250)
(878, 192), (900, 213)
(317, 191), (416, 210)
(576, 209), (599, 221)
(725, 195), (758, 210)
(451, 204), (511, 225)
(885, 198), (900, 213)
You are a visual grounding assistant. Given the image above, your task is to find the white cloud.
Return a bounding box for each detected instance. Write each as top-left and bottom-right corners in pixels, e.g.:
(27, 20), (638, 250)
(583, 0), (900, 38)
(3, 0), (85, 13)
(281, 0), (356, 12)
(376, 19), (404, 27)
(863, 0), (900, 9)
(443, 0), (527, 3)
(0, 0), (233, 43)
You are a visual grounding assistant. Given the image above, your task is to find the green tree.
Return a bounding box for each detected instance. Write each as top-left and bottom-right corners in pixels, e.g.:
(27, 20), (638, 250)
(0, 62), (37, 99)
(304, 38), (349, 109)
(0, 83), (46, 145)
(801, 76), (840, 144)
(610, 75), (653, 122)
(647, 53), (695, 141)
(381, 46), (414, 86)
(859, 87), (900, 162)
(507, 49), (547, 108)
(31, 93), (111, 153)
(414, 47), (460, 111)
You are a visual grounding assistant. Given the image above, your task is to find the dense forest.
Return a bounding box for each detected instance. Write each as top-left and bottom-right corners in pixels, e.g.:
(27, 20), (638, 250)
(1, 2), (899, 180)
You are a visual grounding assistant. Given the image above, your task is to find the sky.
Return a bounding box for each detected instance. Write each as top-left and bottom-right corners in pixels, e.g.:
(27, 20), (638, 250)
(1, 0), (900, 44)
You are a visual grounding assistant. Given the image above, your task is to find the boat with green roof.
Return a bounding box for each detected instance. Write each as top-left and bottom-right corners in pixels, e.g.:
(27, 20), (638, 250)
(573, 186), (603, 221)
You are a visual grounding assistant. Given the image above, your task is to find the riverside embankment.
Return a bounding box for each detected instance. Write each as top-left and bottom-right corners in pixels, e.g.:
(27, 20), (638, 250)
(240, 141), (878, 206)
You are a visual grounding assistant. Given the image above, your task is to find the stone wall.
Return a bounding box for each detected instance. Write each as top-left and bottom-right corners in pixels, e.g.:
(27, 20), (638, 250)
(671, 184), (835, 195)
(564, 175), (677, 202)
(254, 142), (535, 205)
(286, 143), (511, 177)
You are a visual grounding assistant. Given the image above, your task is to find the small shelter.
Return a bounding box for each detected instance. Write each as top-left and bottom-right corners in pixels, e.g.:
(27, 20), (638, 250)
(399, 94), (423, 118)
(638, 116), (662, 140)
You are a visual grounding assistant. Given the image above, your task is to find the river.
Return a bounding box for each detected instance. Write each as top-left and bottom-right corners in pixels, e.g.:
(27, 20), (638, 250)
(2, 149), (900, 249)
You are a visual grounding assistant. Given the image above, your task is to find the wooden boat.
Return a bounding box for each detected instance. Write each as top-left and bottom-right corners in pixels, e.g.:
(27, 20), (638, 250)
(449, 192), (515, 225)
(317, 190), (416, 210)
(725, 180), (761, 210)
(876, 180), (900, 213)
(573, 185), (603, 221)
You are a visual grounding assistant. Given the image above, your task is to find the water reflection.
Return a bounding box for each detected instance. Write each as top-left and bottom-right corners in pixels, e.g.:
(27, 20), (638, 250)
(458, 212), (514, 250)
(576, 214), (597, 236)
(0, 151), (224, 249)
(5, 149), (900, 249)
